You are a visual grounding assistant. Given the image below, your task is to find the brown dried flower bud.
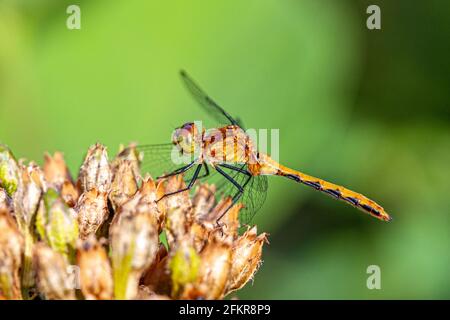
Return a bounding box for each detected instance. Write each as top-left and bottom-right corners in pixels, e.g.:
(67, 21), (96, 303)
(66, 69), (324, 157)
(189, 221), (211, 253)
(0, 210), (24, 299)
(113, 143), (141, 165)
(110, 211), (159, 299)
(141, 245), (171, 296)
(43, 152), (73, 191)
(164, 175), (192, 214)
(113, 176), (165, 233)
(75, 188), (109, 240)
(109, 159), (138, 209)
(9, 163), (44, 297)
(188, 196), (242, 252)
(208, 198), (242, 239)
(33, 243), (75, 300)
(43, 152), (79, 207)
(225, 226), (268, 295)
(165, 206), (192, 250)
(192, 183), (216, 220)
(112, 143), (141, 180)
(61, 180), (79, 207)
(182, 236), (232, 300)
(138, 176), (166, 225)
(76, 236), (113, 300)
(77, 143), (111, 193)
(13, 162), (45, 228)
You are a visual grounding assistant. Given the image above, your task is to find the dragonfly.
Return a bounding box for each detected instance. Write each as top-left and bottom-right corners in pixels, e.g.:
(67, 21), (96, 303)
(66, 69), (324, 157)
(131, 70), (392, 225)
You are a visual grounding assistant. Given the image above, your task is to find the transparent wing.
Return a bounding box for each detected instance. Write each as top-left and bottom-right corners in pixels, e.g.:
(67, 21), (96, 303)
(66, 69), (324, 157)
(136, 144), (197, 181)
(239, 174), (268, 224)
(136, 143), (221, 189)
(213, 164), (268, 225)
(180, 70), (241, 128)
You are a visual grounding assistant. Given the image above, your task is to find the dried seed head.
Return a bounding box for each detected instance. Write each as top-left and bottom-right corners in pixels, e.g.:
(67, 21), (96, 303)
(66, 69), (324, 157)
(192, 183), (216, 221)
(110, 212), (159, 271)
(169, 239), (200, 298)
(110, 211), (159, 299)
(0, 143), (269, 300)
(113, 176), (164, 233)
(141, 245), (171, 295)
(165, 206), (191, 249)
(138, 176), (166, 225)
(61, 180), (79, 207)
(183, 236), (232, 300)
(109, 159), (138, 209)
(222, 202), (242, 239)
(189, 221), (211, 253)
(36, 189), (78, 260)
(77, 143), (112, 193)
(188, 195), (242, 251)
(75, 188), (109, 240)
(43, 152), (73, 191)
(43, 152), (79, 207)
(208, 198), (242, 239)
(0, 210), (24, 299)
(33, 243), (75, 300)
(164, 175), (192, 214)
(0, 144), (20, 197)
(112, 143), (141, 180)
(143, 257), (171, 297)
(225, 226), (268, 295)
(76, 236), (113, 300)
(13, 162), (44, 228)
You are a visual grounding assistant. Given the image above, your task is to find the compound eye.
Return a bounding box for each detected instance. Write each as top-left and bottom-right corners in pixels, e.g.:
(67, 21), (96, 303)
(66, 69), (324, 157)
(172, 127), (187, 145)
(183, 131), (192, 144)
(182, 122), (195, 133)
(176, 134), (184, 144)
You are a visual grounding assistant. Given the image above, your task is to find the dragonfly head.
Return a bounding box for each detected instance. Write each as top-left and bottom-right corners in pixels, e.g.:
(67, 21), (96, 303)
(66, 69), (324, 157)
(172, 122), (201, 154)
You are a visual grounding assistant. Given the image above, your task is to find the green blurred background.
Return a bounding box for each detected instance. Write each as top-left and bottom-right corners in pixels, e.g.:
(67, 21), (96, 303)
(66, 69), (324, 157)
(0, 0), (448, 299)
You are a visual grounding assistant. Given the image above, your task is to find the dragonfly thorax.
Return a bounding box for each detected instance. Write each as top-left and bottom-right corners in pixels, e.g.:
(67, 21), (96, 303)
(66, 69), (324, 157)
(202, 125), (258, 166)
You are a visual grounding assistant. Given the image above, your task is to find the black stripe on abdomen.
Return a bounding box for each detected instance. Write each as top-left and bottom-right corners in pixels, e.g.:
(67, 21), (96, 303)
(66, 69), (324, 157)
(359, 203), (381, 217)
(344, 197), (360, 206)
(323, 189), (341, 199)
(302, 180), (322, 190)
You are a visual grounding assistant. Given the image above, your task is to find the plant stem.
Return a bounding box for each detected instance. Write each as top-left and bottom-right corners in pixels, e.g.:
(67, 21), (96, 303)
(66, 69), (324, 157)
(20, 228), (34, 300)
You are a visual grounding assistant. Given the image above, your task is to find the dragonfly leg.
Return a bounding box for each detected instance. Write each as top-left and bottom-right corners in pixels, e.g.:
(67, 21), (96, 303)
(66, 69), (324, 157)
(185, 163), (209, 187)
(196, 163), (210, 180)
(157, 161), (196, 179)
(218, 163), (249, 175)
(157, 163), (203, 201)
(214, 165), (252, 226)
(218, 163), (253, 189)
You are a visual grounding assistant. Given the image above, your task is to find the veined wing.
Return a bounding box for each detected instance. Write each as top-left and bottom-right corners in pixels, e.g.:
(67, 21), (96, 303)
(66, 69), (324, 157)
(136, 143), (192, 179)
(180, 70), (243, 128)
(213, 163), (268, 225)
(136, 143), (215, 186)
